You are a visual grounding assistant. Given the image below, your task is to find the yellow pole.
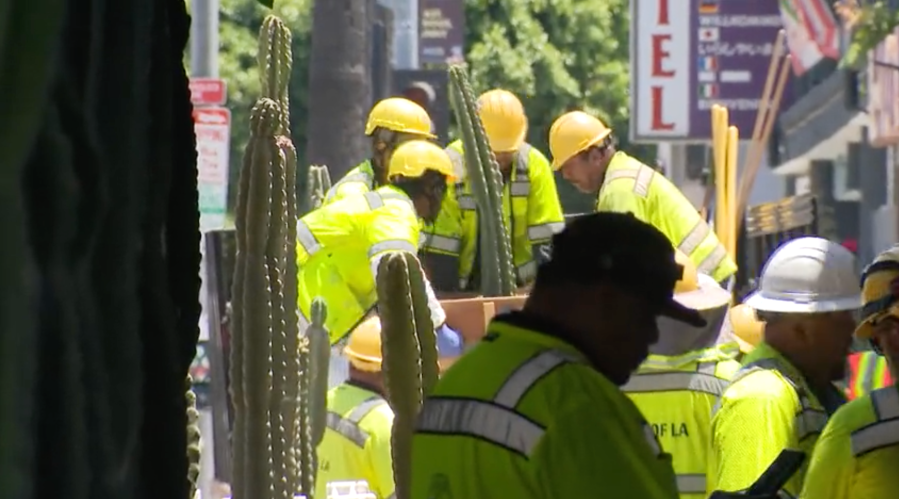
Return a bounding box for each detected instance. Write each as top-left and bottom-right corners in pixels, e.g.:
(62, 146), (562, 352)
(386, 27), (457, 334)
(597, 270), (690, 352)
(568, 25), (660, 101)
(712, 105), (728, 243)
(725, 126), (739, 260)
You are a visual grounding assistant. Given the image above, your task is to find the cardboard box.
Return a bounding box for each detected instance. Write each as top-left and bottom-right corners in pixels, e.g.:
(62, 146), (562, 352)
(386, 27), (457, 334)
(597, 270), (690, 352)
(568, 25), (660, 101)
(440, 295), (527, 344)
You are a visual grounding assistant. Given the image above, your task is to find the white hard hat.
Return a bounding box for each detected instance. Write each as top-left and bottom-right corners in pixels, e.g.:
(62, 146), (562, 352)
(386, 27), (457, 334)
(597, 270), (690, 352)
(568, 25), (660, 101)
(745, 236), (861, 314)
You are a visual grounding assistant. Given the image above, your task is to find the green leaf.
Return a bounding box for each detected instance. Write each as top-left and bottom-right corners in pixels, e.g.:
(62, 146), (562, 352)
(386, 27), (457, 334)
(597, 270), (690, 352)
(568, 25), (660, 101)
(257, 0), (274, 7)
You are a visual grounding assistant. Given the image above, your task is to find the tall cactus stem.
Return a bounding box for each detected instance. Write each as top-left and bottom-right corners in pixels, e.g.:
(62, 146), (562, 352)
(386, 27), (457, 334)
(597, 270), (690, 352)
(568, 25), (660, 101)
(186, 377), (202, 499)
(376, 252), (440, 499)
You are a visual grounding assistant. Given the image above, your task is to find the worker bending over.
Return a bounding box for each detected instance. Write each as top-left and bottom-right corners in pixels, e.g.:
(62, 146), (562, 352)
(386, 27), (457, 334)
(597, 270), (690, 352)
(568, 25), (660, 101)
(419, 89), (564, 291)
(296, 140), (458, 344)
(315, 316), (463, 499)
(799, 247), (899, 499)
(707, 237), (860, 497)
(324, 97), (436, 205)
(547, 111), (736, 285)
(622, 250), (739, 498)
(411, 212), (712, 499)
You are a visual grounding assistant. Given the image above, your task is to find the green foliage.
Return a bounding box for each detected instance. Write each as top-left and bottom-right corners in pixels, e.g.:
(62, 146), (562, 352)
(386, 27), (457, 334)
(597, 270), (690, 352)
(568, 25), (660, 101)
(837, 1), (899, 69)
(216, 0), (312, 212)
(461, 0), (650, 212)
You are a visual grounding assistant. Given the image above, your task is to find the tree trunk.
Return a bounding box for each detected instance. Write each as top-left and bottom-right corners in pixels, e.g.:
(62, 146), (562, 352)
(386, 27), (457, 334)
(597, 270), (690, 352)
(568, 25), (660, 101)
(307, 0), (371, 181)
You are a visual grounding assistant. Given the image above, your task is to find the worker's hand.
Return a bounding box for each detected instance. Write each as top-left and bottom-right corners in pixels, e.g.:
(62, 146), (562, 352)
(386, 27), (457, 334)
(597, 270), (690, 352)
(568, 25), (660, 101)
(436, 323), (464, 357)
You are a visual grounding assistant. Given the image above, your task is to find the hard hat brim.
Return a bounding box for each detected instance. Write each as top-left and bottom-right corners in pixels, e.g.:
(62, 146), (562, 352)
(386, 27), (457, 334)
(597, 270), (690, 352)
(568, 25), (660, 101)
(744, 292), (862, 314)
(659, 299), (706, 328)
(674, 275), (731, 311)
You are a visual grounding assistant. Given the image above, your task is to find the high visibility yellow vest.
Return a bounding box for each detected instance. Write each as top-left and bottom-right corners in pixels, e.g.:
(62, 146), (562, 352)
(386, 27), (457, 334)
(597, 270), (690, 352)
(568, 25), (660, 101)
(622, 344), (742, 499)
(323, 160), (378, 206)
(596, 152), (736, 282)
(420, 140), (564, 290)
(296, 185), (420, 343)
(411, 315), (679, 499)
(315, 383), (395, 499)
(708, 343), (845, 497)
(799, 385), (899, 499)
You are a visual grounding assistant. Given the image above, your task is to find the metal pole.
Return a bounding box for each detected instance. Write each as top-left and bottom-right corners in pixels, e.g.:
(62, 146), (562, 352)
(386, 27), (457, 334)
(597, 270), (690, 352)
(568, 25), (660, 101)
(190, 0), (220, 77)
(383, 0), (419, 69)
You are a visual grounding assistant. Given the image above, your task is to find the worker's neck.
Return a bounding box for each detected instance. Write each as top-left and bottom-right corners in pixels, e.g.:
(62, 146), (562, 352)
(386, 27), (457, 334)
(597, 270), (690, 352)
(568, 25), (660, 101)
(347, 374), (385, 397)
(765, 334), (832, 389)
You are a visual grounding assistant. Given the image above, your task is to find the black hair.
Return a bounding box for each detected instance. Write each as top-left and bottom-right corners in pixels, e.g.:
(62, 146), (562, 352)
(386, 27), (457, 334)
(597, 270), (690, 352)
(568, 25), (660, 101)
(391, 170), (445, 198)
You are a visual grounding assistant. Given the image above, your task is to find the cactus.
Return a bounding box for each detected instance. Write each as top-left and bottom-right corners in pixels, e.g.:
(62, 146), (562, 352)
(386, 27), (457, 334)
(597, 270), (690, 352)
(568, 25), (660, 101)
(296, 298), (330, 498)
(186, 377), (201, 499)
(308, 165), (332, 210)
(376, 252), (441, 499)
(232, 14), (305, 499)
(447, 65), (516, 296)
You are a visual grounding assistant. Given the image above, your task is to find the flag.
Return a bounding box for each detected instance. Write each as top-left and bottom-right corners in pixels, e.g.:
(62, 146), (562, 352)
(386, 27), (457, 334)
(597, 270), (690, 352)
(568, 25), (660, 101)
(795, 0), (840, 58)
(698, 27), (720, 42)
(699, 83), (719, 98)
(779, 0), (827, 75)
(698, 56), (718, 71)
(699, 0), (719, 14)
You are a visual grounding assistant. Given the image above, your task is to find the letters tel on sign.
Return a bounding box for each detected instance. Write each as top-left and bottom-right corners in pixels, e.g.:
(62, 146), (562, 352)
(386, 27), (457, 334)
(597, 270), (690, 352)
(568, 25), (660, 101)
(190, 78), (228, 107)
(651, 0), (675, 131)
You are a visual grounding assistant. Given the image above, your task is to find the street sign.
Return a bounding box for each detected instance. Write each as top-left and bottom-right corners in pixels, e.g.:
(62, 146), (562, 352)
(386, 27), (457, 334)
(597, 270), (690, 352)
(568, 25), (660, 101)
(190, 78), (228, 106)
(193, 107), (231, 231)
(630, 0), (791, 142)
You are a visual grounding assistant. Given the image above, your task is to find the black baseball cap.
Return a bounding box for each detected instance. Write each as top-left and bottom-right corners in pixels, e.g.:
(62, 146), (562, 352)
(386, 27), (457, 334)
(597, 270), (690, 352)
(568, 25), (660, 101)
(541, 212), (706, 327)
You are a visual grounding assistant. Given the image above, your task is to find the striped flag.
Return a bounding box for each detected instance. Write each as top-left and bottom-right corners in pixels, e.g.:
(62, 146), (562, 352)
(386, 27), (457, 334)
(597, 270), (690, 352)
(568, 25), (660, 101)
(795, 0), (840, 58)
(699, 83), (719, 98)
(779, 0), (827, 75)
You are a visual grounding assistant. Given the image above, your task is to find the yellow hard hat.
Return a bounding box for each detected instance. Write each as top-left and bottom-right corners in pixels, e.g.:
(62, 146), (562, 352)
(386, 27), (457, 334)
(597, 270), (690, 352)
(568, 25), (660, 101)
(672, 250), (731, 311)
(729, 304), (764, 353)
(477, 89), (528, 152)
(365, 97), (437, 138)
(856, 246), (899, 339)
(344, 317), (383, 372)
(387, 140), (457, 182)
(548, 111), (613, 170)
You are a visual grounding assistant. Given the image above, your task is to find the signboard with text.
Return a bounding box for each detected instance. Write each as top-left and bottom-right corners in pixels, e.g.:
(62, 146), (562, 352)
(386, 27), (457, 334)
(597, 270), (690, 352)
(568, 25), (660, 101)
(867, 28), (899, 147)
(418, 0), (464, 64)
(194, 107), (231, 231)
(190, 78), (228, 106)
(630, 0), (791, 142)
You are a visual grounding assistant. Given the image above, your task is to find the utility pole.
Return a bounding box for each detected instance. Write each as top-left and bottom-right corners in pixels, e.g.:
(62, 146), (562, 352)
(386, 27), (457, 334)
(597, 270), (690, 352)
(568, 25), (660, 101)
(190, 1), (219, 498)
(382, 0), (419, 69)
(190, 0), (220, 77)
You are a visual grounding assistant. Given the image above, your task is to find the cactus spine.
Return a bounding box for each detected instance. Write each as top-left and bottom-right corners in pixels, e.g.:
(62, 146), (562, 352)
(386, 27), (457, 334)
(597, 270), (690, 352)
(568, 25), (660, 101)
(447, 65), (516, 296)
(307, 165), (332, 210)
(297, 298), (330, 498)
(186, 377), (201, 499)
(376, 252), (441, 499)
(231, 14), (302, 499)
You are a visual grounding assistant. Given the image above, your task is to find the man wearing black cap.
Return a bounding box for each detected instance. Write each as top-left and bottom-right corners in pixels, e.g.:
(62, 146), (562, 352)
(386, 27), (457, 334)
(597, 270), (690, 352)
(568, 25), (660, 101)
(409, 212), (704, 499)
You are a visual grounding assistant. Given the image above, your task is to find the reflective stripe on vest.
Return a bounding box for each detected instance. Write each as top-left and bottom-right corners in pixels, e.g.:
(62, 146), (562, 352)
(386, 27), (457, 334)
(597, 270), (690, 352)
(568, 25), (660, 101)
(714, 358), (828, 442)
(326, 395), (388, 447)
(298, 190), (414, 258)
(326, 169), (375, 202)
(850, 387), (899, 457)
(621, 361), (730, 397)
(676, 474), (706, 494)
(416, 349), (663, 458)
(457, 193), (476, 211)
(421, 233), (462, 254)
(603, 164), (727, 274)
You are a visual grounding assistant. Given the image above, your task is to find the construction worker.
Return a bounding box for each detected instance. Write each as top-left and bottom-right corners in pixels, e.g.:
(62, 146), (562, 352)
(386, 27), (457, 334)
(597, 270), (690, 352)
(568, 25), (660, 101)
(419, 89), (565, 291)
(707, 237), (861, 497)
(622, 250), (739, 498)
(296, 140), (458, 344)
(547, 110), (736, 285)
(323, 97), (437, 205)
(316, 316), (465, 499)
(411, 212), (710, 499)
(799, 246), (899, 499)
(845, 350), (893, 400)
